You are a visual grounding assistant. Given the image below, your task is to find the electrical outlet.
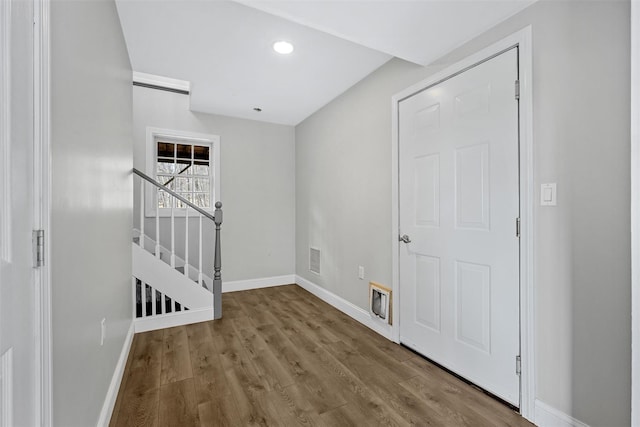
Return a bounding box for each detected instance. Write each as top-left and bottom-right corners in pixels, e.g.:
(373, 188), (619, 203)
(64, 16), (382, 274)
(101, 318), (106, 346)
(358, 266), (365, 280)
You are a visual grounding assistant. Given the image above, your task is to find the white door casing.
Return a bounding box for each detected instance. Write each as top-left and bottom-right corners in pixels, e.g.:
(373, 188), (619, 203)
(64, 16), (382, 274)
(0, 0), (51, 425)
(398, 48), (520, 406)
(0, 0), (37, 424)
(33, 0), (52, 424)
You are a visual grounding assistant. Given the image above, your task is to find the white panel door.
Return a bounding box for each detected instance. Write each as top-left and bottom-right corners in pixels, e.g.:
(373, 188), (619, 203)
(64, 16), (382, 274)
(399, 48), (520, 405)
(0, 1), (38, 424)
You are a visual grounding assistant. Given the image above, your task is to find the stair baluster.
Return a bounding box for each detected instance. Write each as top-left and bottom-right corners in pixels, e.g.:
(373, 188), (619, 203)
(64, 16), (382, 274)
(170, 191), (175, 268)
(142, 283), (147, 318)
(155, 189), (160, 260)
(198, 215), (203, 287)
(184, 202), (189, 278)
(139, 179), (145, 249)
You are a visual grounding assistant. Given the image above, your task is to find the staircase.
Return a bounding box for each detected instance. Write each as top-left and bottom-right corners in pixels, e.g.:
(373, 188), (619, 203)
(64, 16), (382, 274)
(132, 168), (223, 332)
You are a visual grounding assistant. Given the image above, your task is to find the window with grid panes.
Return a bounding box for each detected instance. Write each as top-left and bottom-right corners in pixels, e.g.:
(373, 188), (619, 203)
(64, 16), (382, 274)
(156, 140), (213, 209)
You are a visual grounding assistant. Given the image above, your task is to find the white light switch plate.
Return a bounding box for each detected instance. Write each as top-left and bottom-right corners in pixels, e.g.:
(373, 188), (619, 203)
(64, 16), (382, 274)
(541, 183), (557, 206)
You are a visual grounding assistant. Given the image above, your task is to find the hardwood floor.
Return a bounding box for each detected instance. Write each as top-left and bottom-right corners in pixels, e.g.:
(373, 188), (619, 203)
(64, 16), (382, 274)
(109, 285), (533, 426)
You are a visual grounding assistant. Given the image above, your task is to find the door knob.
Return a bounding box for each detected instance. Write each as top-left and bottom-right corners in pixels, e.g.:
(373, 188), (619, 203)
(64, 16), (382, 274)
(399, 234), (412, 244)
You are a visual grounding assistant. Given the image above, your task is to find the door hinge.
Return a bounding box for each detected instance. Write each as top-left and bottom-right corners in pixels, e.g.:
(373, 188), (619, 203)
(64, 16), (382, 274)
(515, 80), (520, 100)
(516, 355), (522, 376)
(516, 217), (521, 238)
(33, 230), (45, 267)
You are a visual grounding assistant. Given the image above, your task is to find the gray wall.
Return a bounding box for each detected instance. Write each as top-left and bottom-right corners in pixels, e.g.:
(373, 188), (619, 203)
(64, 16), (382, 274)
(50, 1), (133, 425)
(133, 87), (295, 282)
(295, 1), (631, 425)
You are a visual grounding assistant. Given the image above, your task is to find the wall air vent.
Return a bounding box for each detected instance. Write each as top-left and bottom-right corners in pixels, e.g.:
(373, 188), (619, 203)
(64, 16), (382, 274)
(309, 247), (320, 275)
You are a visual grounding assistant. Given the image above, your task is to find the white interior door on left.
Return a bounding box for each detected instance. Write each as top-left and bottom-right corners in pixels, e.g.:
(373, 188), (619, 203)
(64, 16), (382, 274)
(0, 0), (39, 424)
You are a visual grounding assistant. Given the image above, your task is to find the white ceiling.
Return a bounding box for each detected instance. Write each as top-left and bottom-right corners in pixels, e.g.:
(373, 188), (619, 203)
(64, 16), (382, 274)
(116, 0), (536, 126)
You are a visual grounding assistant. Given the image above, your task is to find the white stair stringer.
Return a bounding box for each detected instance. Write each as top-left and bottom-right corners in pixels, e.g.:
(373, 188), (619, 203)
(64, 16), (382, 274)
(132, 243), (214, 331)
(133, 243), (212, 309)
(133, 230), (214, 291)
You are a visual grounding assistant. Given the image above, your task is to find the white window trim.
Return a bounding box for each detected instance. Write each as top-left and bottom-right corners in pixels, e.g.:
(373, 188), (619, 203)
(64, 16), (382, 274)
(145, 127), (220, 217)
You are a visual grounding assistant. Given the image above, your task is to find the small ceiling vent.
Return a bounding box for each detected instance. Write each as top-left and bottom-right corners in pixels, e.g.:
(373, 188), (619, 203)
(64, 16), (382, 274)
(309, 247), (320, 275)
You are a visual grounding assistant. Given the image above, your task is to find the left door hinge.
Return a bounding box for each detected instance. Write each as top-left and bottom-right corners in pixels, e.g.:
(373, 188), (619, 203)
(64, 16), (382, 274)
(516, 217), (521, 238)
(515, 80), (520, 100)
(33, 230), (45, 267)
(516, 355), (522, 376)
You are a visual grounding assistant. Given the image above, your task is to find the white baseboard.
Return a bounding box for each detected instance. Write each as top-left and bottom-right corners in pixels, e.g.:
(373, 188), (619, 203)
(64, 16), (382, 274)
(535, 400), (589, 427)
(134, 307), (213, 333)
(223, 274), (296, 293)
(295, 275), (393, 341)
(96, 321), (135, 427)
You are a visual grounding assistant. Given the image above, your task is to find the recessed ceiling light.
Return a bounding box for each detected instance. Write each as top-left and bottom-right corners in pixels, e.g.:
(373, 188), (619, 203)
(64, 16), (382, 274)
(273, 41), (294, 55)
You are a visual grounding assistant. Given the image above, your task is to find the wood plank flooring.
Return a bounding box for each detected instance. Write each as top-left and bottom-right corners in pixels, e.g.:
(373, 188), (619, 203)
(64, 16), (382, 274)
(109, 285), (533, 426)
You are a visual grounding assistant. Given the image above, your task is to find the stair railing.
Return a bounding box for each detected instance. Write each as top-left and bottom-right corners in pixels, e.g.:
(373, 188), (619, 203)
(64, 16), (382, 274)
(133, 168), (223, 319)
